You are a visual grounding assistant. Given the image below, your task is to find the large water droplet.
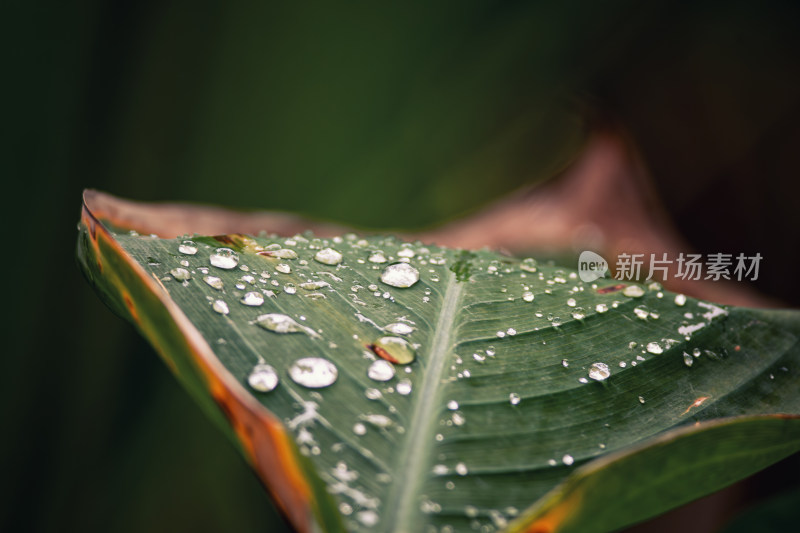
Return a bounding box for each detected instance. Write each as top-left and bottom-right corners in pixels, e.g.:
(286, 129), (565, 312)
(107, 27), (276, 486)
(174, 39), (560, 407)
(256, 313), (304, 333)
(588, 362), (610, 381)
(288, 357), (338, 388)
(248, 363), (279, 392)
(370, 336), (416, 364)
(367, 359), (395, 382)
(241, 292), (265, 306)
(178, 240), (198, 255)
(380, 263), (420, 288)
(314, 248), (343, 265)
(384, 322), (414, 335)
(209, 248), (239, 269)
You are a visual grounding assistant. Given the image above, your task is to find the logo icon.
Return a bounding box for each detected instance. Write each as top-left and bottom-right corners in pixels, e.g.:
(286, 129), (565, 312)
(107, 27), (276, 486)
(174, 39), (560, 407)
(578, 251), (608, 282)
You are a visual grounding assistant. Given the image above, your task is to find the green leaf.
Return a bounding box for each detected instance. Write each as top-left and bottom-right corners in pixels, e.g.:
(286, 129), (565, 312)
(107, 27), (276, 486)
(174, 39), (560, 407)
(77, 191), (800, 533)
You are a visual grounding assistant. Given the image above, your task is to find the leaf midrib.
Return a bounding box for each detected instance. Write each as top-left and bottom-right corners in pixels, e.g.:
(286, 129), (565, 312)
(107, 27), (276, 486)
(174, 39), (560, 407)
(384, 270), (464, 532)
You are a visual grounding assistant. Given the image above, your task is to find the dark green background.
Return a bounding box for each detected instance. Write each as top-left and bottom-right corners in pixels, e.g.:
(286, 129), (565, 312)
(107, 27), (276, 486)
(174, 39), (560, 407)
(4, 1), (799, 532)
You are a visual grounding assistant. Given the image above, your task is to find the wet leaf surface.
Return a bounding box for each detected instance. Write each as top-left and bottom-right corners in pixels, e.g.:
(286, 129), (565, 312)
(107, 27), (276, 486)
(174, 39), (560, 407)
(78, 191), (800, 533)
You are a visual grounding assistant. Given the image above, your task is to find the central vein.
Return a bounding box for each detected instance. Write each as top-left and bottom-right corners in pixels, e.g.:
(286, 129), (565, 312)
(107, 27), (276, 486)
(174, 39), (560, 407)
(386, 272), (463, 532)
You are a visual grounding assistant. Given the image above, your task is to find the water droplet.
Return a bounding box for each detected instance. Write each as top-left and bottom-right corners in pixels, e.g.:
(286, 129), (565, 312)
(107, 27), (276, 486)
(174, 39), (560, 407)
(288, 357), (338, 388)
(571, 309), (586, 320)
(522, 291), (535, 302)
(384, 322), (414, 335)
(241, 291), (265, 306)
(562, 454), (574, 466)
(693, 347), (701, 357)
(203, 275), (223, 290)
(271, 249), (298, 259)
(561, 359), (569, 367)
(623, 285), (645, 298)
(473, 352), (486, 363)
(507, 327), (517, 336)
(300, 280), (330, 290)
(370, 336), (416, 364)
(451, 412), (466, 426)
(283, 283), (297, 295)
(170, 267), (191, 281)
(256, 313), (305, 333)
(683, 352), (694, 367)
(178, 240), (198, 255)
(209, 248), (239, 269)
(247, 363), (279, 392)
(588, 362), (610, 381)
(447, 400), (459, 410)
(368, 251), (387, 263)
(566, 298), (577, 307)
(212, 300), (229, 315)
(429, 254), (446, 265)
(634, 306), (649, 320)
(356, 510), (379, 527)
(520, 258), (538, 272)
(595, 303), (608, 313)
(353, 423), (367, 435)
(455, 462), (468, 476)
(380, 263), (420, 288)
(367, 360), (395, 382)
(638, 395), (646, 404)
(365, 387), (382, 400)
(674, 293), (687, 306)
(314, 248), (343, 265)
(397, 247), (415, 259)
(509, 393), (521, 405)
(276, 263), (291, 274)
(396, 379), (412, 395)
(646, 342), (663, 354)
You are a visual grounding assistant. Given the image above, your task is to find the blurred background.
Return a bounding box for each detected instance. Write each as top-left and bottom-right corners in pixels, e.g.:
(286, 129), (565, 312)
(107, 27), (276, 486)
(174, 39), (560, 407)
(4, 0), (800, 531)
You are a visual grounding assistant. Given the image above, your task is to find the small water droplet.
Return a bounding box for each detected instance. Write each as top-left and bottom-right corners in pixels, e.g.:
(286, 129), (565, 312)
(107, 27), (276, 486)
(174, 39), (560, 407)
(646, 342), (663, 354)
(283, 283), (297, 295)
(170, 267), (191, 281)
(562, 454), (574, 466)
(203, 275), (224, 290)
(380, 263), (420, 288)
(429, 254), (446, 265)
(509, 393), (521, 405)
(256, 313), (304, 333)
(247, 363), (279, 392)
(634, 306), (649, 320)
(271, 249), (298, 259)
(370, 336), (416, 364)
(365, 387), (382, 400)
(368, 251), (387, 263)
(561, 359), (569, 367)
(367, 360), (395, 382)
(522, 291), (535, 302)
(212, 300), (229, 315)
(396, 379), (412, 395)
(595, 303), (608, 313)
(397, 247), (415, 259)
(675, 293), (687, 306)
(693, 347), (701, 357)
(356, 510), (379, 527)
(447, 400), (459, 410)
(353, 422), (367, 435)
(520, 258), (538, 272)
(178, 240), (198, 255)
(566, 298), (577, 307)
(451, 412), (466, 426)
(455, 462), (468, 476)
(638, 395), (646, 404)
(288, 357), (338, 388)
(623, 285), (645, 298)
(314, 248), (343, 265)
(683, 352), (694, 367)
(241, 291), (265, 306)
(588, 362), (610, 381)
(276, 263), (291, 274)
(209, 248), (239, 269)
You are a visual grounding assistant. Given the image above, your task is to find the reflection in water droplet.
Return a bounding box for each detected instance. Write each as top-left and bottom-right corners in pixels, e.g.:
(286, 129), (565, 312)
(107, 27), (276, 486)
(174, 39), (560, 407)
(241, 292), (265, 306)
(170, 267), (191, 281)
(289, 357), (338, 388)
(396, 379), (412, 395)
(623, 285), (645, 298)
(380, 262), (420, 288)
(248, 363), (279, 392)
(588, 362), (610, 381)
(385, 322), (414, 335)
(209, 248), (239, 269)
(509, 393), (521, 405)
(178, 240), (198, 255)
(371, 336), (416, 364)
(203, 275), (223, 290)
(212, 300), (229, 315)
(367, 360), (395, 382)
(315, 248), (343, 265)
(646, 342), (663, 354)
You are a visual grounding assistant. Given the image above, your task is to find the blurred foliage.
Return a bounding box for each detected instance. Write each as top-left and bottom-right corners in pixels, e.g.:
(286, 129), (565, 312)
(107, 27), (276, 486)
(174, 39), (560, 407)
(4, 0), (799, 532)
